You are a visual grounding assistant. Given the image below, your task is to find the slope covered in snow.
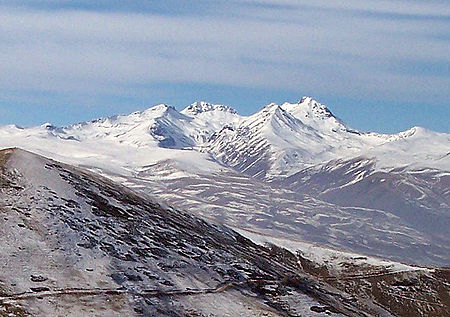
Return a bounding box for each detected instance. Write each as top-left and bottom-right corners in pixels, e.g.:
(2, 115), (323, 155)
(2, 148), (405, 316)
(0, 97), (448, 268)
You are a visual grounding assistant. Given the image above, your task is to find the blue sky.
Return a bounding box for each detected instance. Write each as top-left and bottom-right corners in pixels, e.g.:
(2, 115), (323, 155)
(0, 0), (448, 133)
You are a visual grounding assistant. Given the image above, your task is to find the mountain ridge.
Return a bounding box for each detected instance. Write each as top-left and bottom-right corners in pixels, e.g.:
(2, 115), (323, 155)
(0, 96), (449, 267)
(6, 96), (447, 147)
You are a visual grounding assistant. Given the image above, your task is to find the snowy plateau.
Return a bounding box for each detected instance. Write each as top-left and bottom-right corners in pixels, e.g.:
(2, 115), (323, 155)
(0, 97), (449, 316)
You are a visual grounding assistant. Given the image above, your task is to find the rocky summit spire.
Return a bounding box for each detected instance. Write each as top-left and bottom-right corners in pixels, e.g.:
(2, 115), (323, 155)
(181, 101), (237, 116)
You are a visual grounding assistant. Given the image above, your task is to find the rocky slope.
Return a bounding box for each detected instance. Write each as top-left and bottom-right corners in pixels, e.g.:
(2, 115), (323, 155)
(1, 148), (449, 316)
(0, 148), (396, 316)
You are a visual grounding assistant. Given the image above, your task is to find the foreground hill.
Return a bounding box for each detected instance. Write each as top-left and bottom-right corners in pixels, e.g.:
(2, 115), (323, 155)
(0, 148), (448, 316)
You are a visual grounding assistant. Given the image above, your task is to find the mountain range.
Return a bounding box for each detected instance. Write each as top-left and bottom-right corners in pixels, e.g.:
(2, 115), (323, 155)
(1, 96), (448, 266)
(0, 96), (449, 315)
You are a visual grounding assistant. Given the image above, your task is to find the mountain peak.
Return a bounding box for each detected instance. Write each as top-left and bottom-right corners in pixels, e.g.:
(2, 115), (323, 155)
(396, 126), (433, 139)
(296, 96), (336, 119)
(181, 101), (237, 116)
(249, 103), (286, 123)
(261, 102), (280, 111)
(141, 103), (177, 115)
(41, 122), (54, 128)
(113, 103), (182, 123)
(281, 97), (348, 133)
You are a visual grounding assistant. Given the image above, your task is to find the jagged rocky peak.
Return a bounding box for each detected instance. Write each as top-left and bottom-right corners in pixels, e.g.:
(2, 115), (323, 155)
(283, 96), (337, 120)
(281, 96), (349, 133)
(260, 102), (280, 111)
(181, 101), (237, 116)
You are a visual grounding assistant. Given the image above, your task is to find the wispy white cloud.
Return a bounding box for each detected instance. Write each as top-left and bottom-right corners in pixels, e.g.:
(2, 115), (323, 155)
(0, 1), (448, 110)
(240, 0), (450, 17)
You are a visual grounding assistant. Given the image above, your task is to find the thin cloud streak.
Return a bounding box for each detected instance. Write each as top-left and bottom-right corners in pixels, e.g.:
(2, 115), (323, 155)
(240, 0), (450, 17)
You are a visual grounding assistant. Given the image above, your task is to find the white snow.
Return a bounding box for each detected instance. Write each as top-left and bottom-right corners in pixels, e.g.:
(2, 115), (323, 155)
(233, 227), (432, 274)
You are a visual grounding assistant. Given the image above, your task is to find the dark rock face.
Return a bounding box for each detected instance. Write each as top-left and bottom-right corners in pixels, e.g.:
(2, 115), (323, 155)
(30, 275), (48, 283)
(300, 259), (450, 317)
(0, 148), (398, 316)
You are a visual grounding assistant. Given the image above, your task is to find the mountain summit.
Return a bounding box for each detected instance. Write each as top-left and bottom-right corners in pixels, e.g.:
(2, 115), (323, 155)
(282, 96), (348, 133)
(181, 101), (237, 116)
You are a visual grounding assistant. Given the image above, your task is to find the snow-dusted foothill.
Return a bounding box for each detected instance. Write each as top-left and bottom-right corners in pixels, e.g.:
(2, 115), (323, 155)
(2, 148), (399, 316)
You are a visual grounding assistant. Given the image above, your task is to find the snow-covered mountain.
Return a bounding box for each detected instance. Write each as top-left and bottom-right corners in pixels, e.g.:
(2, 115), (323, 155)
(0, 96), (449, 267)
(207, 97), (449, 179)
(42, 101), (240, 149)
(2, 96), (447, 174)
